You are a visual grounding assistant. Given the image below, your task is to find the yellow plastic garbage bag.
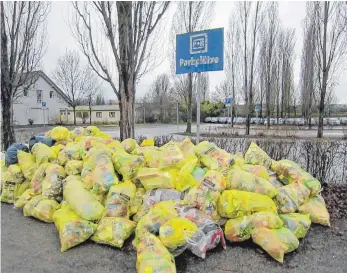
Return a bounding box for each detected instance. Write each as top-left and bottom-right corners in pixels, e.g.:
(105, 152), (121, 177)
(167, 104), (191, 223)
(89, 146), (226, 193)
(57, 150), (68, 166)
(31, 162), (51, 193)
(104, 181), (136, 218)
(7, 164), (25, 181)
(252, 227), (299, 263)
(63, 177), (104, 221)
(64, 142), (85, 161)
(132, 146), (158, 156)
(121, 138), (137, 153)
(194, 141), (234, 171)
(84, 126), (100, 136)
(280, 213), (311, 239)
(50, 126), (71, 141)
(135, 200), (178, 243)
(136, 233), (177, 273)
(271, 160), (321, 196)
(23, 195), (60, 223)
(159, 217), (198, 256)
(32, 143), (57, 166)
(199, 170), (226, 192)
(244, 141), (272, 168)
(16, 180), (31, 199)
(224, 212), (283, 242)
(132, 204), (151, 223)
(65, 160), (83, 175)
(242, 164), (270, 181)
(51, 144), (65, 156)
(175, 157), (199, 192)
(268, 172), (283, 189)
(135, 168), (177, 190)
(275, 182), (310, 213)
(218, 190), (277, 219)
(183, 186), (221, 221)
(1, 178), (21, 203)
(226, 169), (278, 198)
(298, 195), (330, 227)
(177, 137), (195, 156)
(144, 142), (185, 169)
(140, 138), (155, 147)
(112, 151), (145, 181)
(14, 188), (36, 208)
(107, 140), (124, 151)
(41, 164), (66, 201)
(91, 217), (136, 248)
(81, 161), (94, 190)
(45, 130), (52, 138)
(91, 162), (119, 193)
(53, 204), (97, 252)
(130, 188), (146, 216)
(17, 150), (37, 180)
(70, 127), (85, 140)
(230, 152), (245, 166)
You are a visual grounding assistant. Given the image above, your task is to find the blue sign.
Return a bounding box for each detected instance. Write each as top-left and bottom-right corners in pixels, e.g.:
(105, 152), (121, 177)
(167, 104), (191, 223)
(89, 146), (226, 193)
(42, 102), (46, 109)
(225, 98), (232, 106)
(176, 28), (224, 74)
(255, 105), (261, 111)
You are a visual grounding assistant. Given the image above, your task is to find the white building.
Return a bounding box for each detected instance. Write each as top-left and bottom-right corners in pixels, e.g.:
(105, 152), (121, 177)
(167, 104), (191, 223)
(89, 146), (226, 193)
(13, 71), (69, 125)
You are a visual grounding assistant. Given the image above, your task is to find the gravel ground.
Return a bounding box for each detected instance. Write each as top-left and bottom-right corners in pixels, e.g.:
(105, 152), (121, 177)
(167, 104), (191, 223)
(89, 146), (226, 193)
(1, 203), (346, 273)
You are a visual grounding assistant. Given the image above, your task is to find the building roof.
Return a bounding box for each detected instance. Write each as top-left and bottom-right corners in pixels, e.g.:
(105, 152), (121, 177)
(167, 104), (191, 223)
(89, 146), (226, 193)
(33, 70), (70, 103)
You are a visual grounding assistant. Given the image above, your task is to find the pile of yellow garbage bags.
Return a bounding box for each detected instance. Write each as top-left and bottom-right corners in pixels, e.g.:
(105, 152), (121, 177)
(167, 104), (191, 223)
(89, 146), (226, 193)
(1, 126), (331, 271)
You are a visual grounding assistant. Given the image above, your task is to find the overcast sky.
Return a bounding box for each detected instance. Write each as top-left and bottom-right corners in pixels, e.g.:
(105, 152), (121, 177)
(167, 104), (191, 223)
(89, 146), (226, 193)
(44, 1), (347, 103)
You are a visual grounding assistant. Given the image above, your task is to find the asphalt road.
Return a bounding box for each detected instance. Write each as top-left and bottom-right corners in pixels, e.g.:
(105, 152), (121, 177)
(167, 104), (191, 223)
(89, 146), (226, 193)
(1, 203), (346, 273)
(14, 123), (346, 141)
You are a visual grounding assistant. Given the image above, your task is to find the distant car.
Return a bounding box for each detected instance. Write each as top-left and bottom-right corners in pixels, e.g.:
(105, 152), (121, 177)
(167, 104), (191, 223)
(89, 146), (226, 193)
(235, 117), (246, 124)
(323, 118), (328, 125)
(211, 117), (219, 123)
(204, 117), (212, 123)
(250, 118), (257, 124)
(293, 118), (305, 126)
(278, 118), (284, 125)
(328, 118), (340, 126)
(264, 118), (275, 126)
(218, 117), (227, 124)
(226, 117), (234, 124)
(285, 118), (294, 125)
(340, 117), (347, 125)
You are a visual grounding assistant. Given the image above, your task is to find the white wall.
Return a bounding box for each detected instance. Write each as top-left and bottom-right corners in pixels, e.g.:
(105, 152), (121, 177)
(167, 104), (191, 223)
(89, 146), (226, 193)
(13, 76), (68, 125)
(61, 110), (121, 124)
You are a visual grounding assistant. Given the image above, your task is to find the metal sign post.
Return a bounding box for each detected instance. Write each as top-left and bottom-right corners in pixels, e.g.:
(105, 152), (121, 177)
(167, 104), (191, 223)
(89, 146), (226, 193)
(42, 102), (46, 128)
(176, 102), (179, 133)
(176, 28), (224, 144)
(196, 73), (201, 143)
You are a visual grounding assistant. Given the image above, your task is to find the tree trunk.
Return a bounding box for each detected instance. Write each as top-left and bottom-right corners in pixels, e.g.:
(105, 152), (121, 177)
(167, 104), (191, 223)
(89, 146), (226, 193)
(186, 72), (192, 133)
(73, 106), (76, 125)
(1, 89), (15, 150)
(243, 3), (249, 135)
(1, 3), (16, 150)
(89, 107), (92, 124)
(317, 2), (329, 138)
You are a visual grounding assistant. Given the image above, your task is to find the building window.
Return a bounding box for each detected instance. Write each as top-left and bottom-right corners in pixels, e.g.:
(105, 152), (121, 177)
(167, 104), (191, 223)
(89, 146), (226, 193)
(60, 110), (65, 115)
(23, 89), (28, 97)
(83, 112), (89, 118)
(76, 112), (82, 118)
(109, 112), (115, 118)
(96, 112), (102, 118)
(36, 90), (42, 103)
(50, 91), (54, 98)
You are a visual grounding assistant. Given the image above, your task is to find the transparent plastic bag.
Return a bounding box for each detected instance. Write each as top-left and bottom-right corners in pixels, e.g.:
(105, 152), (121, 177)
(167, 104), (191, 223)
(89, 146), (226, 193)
(23, 195), (60, 223)
(280, 213), (311, 238)
(244, 141), (272, 168)
(41, 164), (66, 201)
(135, 168), (177, 190)
(17, 150), (37, 180)
(275, 182), (310, 213)
(298, 195), (330, 227)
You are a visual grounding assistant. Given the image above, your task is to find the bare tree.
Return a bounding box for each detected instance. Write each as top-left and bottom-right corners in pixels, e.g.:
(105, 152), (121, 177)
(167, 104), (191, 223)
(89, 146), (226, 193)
(95, 93), (106, 105)
(71, 2), (170, 139)
(170, 1), (215, 133)
(237, 2), (262, 135)
(313, 2), (347, 138)
(1, 2), (49, 150)
(146, 73), (171, 122)
(301, 2), (319, 128)
(259, 2), (279, 129)
(225, 10), (241, 127)
(52, 50), (100, 125)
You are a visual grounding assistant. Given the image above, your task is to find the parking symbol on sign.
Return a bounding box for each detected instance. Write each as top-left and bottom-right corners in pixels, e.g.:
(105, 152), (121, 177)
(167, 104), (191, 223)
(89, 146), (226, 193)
(190, 33), (208, 54)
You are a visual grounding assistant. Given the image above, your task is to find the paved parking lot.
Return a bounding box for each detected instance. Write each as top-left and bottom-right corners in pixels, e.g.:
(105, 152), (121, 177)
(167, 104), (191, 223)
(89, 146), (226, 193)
(14, 123), (346, 141)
